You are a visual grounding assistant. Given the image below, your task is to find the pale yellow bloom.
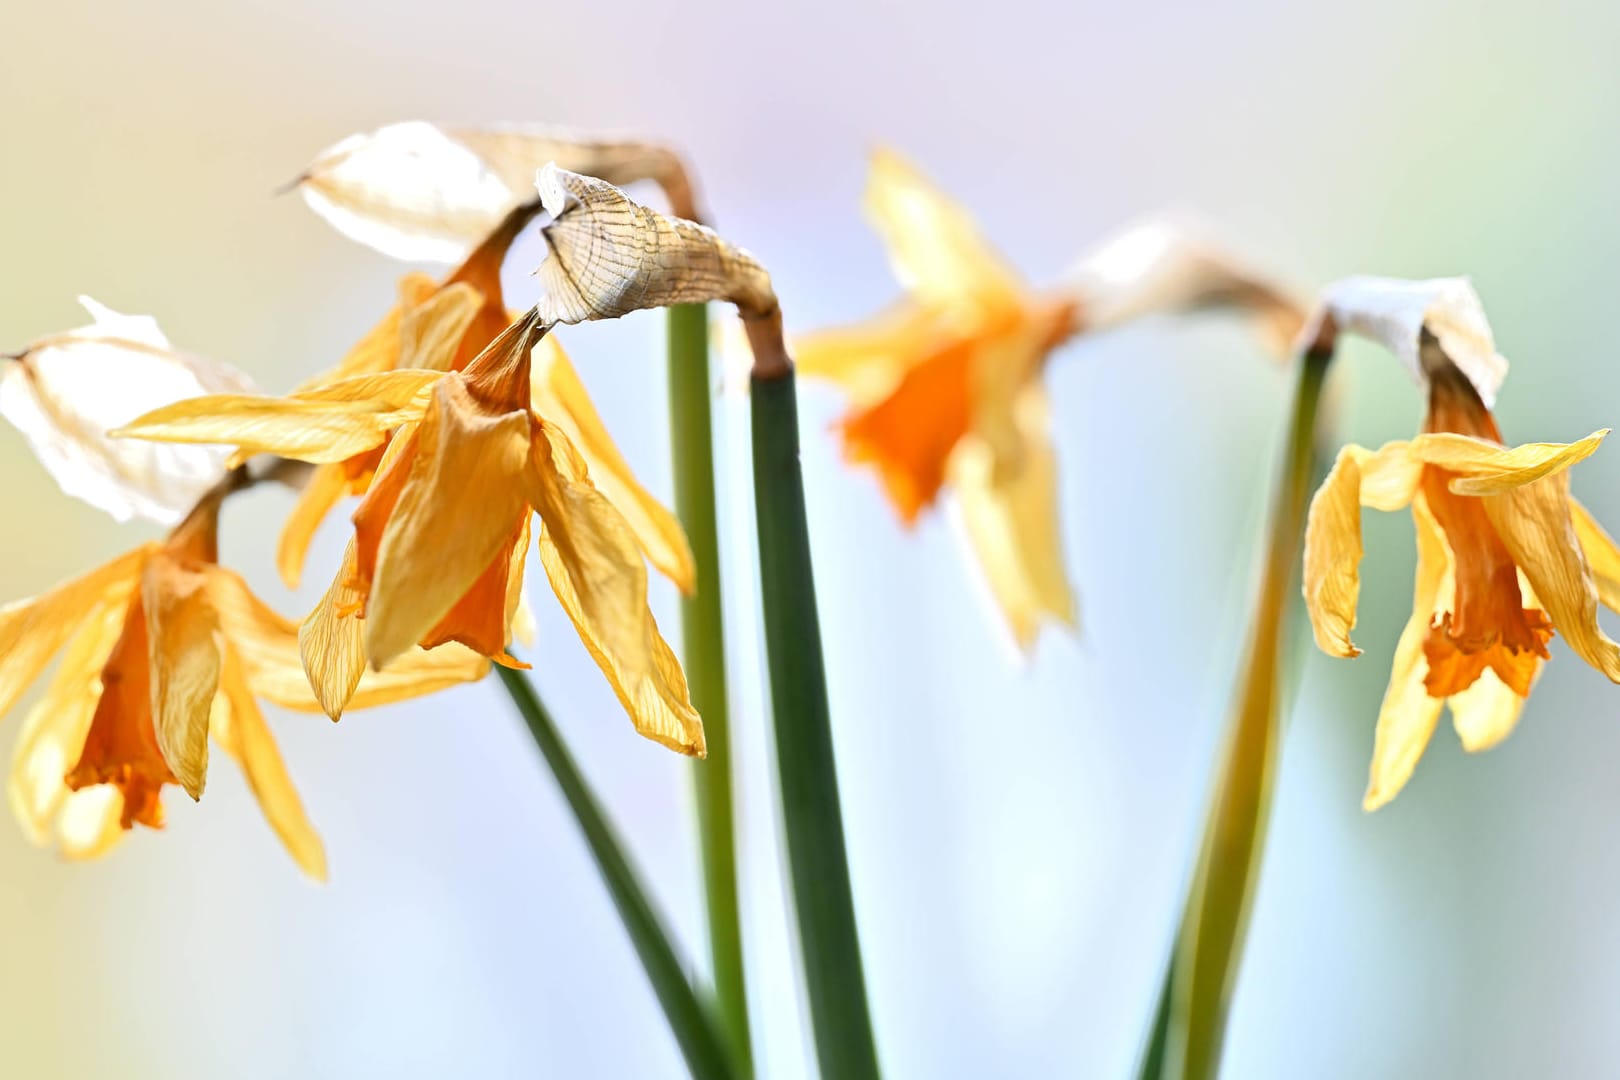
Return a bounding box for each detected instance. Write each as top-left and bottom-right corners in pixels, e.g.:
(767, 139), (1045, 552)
(0, 488), (485, 877)
(120, 314), (704, 755)
(798, 152), (1300, 649)
(1302, 277), (1620, 807)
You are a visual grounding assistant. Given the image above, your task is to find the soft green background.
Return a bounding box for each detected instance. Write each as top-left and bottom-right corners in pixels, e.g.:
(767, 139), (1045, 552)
(3, 1), (1619, 1076)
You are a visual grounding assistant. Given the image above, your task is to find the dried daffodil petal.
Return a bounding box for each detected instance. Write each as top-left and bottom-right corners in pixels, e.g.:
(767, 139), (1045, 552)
(1571, 497), (1620, 613)
(1, 297), (257, 525)
(1364, 495), (1452, 810)
(1406, 429), (1608, 495)
(534, 164), (776, 324)
(212, 647), (327, 880)
(115, 369), (444, 464)
(276, 462), (350, 590)
(297, 122), (702, 263)
(531, 336), (696, 593)
(142, 554), (221, 800)
(525, 421), (704, 756)
(1307, 276), (1508, 406)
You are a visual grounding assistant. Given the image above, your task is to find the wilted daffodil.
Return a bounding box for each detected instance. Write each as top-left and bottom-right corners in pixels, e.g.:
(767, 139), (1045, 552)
(118, 311), (704, 754)
(1302, 276), (1620, 808)
(1, 296), (255, 524)
(293, 120), (703, 263)
(797, 151), (1304, 648)
(0, 478), (486, 877)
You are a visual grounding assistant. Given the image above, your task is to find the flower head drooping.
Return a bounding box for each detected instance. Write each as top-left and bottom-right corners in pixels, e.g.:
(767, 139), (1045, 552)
(293, 121), (704, 264)
(0, 474), (487, 877)
(796, 152), (1304, 649)
(1, 297), (257, 524)
(1301, 276), (1620, 808)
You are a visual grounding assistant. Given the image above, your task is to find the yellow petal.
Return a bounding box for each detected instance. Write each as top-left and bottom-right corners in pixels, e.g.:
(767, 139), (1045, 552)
(8, 593), (132, 847)
(1483, 471), (1620, 681)
(0, 545), (150, 722)
(947, 397), (1074, 651)
(365, 377), (533, 667)
(794, 303), (938, 407)
(1364, 495), (1452, 810)
(531, 336), (696, 593)
(1303, 441), (1423, 658)
(399, 281), (484, 372)
(1407, 429), (1608, 495)
(297, 543), (368, 720)
(1447, 668), (1531, 754)
(202, 564), (488, 719)
(864, 148), (1024, 316)
(113, 370), (445, 464)
(1570, 497), (1620, 614)
(213, 646), (327, 880)
(276, 462), (349, 590)
(505, 519), (536, 648)
(56, 785), (127, 860)
(142, 554), (221, 800)
(525, 422), (704, 755)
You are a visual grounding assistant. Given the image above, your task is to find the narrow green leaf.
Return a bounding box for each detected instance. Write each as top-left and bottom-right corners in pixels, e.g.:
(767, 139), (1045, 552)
(668, 302), (754, 1075)
(496, 665), (737, 1080)
(749, 369), (882, 1080)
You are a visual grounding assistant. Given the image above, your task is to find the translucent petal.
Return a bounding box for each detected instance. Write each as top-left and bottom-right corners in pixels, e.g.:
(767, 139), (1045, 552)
(1364, 495), (1452, 810)
(113, 370), (444, 464)
(1571, 496), (1620, 614)
(213, 647), (327, 880)
(794, 302), (939, 407)
(1304, 445), (1370, 658)
(947, 394), (1074, 651)
(276, 462), (349, 590)
(398, 282), (484, 372)
(1483, 472), (1620, 682)
(142, 554), (221, 800)
(525, 422), (704, 755)
(365, 378), (532, 667)
(56, 785), (127, 860)
(863, 149), (1024, 317)
(531, 336), (695, 592)
(1407, 429), (1608, 495)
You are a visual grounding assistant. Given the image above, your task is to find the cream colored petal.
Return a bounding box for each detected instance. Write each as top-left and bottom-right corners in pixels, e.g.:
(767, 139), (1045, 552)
(201, 563), (487, 719)
(9, 594), (131, 846)
(534, 165), (776, 323)
(1571, 497), (1620, 614)
(398, 282), (483, 372)
(1409, 429), (1607, 494)
(1364, 495), (1452, 810)
(531, 336), (696, 592)
(276, 462), (349, 590)
(793, 303), (938, 407)
(365, 377), (532, 667)
(56, 786), (127, 860)
(863, 148), (1024, 315)
(297, 122), (518, 264)
(947, 399), (1074, 651)
(142, 556), (221, 800)
(2, 298), (256, 525)
(113, 370), (444, 464)
(525, 422), (704, 755)
(1483, 472), (1620, 682)
(449, 127), (701, 220)
(213, 646), (327, 880)
(0, 545), (149, 722)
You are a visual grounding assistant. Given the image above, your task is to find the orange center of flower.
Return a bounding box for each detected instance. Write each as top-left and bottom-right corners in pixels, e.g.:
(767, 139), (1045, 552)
(67, 589), (174, 830)
(1419, 367), (1552, 697)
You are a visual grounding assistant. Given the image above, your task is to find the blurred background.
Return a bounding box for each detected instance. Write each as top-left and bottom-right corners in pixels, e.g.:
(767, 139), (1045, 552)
(4, 1), (1620, 1076)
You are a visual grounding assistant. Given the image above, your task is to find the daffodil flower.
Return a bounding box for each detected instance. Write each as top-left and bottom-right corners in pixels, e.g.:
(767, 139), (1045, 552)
(1302, 276), (1620, 808)
(0, 483), (486, 877)
(1, 297), (256, 524)
(118, 314), (704, 755)
(797, 151), (1302, 649)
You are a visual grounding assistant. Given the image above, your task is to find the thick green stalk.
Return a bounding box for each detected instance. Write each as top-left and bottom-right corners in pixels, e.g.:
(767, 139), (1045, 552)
(749, 368), (882, 1080)
(496, 666), (737, 1080)
(668, 302), (753, 1074)
(1138, 346), (1333, 1080)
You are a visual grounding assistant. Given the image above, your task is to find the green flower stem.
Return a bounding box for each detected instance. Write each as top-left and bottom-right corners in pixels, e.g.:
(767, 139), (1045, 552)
(1138, 345), (1334, 1080)
(496, 665), (737, 1080)
(668, 302), (753, 1075)
(749, 366), (882, 1080)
